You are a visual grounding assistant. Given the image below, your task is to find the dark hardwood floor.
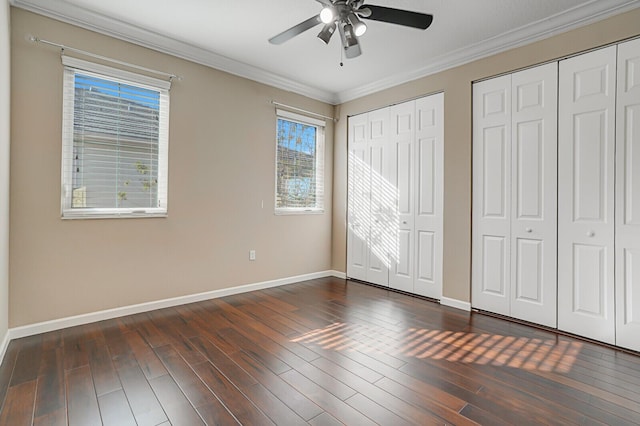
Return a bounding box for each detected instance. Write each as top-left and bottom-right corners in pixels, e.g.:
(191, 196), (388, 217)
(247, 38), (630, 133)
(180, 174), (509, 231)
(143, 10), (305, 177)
(1, 277), (640, 425)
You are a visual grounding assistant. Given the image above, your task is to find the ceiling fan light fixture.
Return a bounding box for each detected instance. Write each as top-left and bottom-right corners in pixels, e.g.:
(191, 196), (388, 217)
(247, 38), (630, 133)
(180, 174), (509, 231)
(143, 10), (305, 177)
(338, 19), (362, 58)
(317, 22), (336, 44)
(341, 22), (359, 47)
(319, 6), (335, 24)
(348, 12), (367, 36)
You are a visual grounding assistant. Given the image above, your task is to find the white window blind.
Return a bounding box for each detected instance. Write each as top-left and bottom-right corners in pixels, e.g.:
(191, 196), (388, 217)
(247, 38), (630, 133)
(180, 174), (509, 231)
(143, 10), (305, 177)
(61, 56), (170, 218)
(275, 109), (325, 214)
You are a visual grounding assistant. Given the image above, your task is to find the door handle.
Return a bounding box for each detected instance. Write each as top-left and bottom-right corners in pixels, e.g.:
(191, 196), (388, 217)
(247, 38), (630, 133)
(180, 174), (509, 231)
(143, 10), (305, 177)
(526, 228), (532, 233)
(587, 231), (595, 237)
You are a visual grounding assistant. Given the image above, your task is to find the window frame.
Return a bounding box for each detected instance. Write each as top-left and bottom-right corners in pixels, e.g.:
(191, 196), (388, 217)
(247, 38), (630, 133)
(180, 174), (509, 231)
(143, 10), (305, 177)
(274, 109), (325, 215)
(61, 56), (170, 219)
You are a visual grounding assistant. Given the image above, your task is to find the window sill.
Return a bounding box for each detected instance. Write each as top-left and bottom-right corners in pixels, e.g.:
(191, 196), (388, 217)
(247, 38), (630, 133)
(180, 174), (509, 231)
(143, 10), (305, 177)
(62, 209), (168, 220)
(275, 208), (324, 216)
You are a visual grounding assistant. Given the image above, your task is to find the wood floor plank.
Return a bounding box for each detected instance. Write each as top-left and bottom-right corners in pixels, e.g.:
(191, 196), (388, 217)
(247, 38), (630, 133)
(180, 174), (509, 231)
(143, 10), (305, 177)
(154, 344), (218, 408)
(98, 389), (137, 426)
(65, 366), (101, 426)
(10, 335), (43, 387)
(209, 326), (292, 375)
(41, 330), (63, 352)
(0, 380), (36, 426)
(239, 303), (300, 337)
(111, 352), (168, 426)
(123, 330), (168, 380)
(33, 408), (67, 426)
(195, 402), (241, 425)
(62, 329), (89, 372)
(145, 310), (208, 365)
(308, 411), (346, 426)
(85, 339), (121, 397)
(311, 354), (468, 425)
(232, 349), (324, 421)
(469, 359), (637, 425)
(154, 344), (241, 425)
(134, 315), (170, 348)
(0, 339), (21, 412)
(191, 360), (275, 425)
(34, 347), (65, 420)
(189, 336), (258, 389)
(148, 374), (204, 425)
(280, 369), (377, 426)
(306, 344), (384, 383)
(345, 392), (420, 426)
(292, 361), (357, 401)
(241, 382), (309, 426)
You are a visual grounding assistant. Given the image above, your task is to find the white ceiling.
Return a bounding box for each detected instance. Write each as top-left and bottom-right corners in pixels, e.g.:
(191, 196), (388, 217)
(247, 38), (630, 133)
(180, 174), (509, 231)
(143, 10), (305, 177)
(10, 0), (640, 104)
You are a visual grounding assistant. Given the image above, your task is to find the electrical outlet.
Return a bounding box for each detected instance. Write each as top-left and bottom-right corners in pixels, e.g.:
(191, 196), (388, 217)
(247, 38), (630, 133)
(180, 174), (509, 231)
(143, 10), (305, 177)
(249, 250), (256, 261)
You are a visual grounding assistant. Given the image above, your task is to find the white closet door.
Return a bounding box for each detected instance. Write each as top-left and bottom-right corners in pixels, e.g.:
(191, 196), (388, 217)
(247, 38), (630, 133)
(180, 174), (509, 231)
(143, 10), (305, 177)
(347, 112), (370, 282)
(366, 108), (392, 286)
(389, 100), (415, 293)
(509, 63), (558, 327)
(472, 75), (512, 316)
(558, 46), (617, 344)
(414, 93), (444, 299)
(616, 38), (640, 352)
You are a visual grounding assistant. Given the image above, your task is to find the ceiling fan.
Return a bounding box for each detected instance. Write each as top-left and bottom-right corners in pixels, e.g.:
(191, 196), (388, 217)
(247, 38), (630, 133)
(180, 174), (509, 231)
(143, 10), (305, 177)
(268, 0), (433, 59)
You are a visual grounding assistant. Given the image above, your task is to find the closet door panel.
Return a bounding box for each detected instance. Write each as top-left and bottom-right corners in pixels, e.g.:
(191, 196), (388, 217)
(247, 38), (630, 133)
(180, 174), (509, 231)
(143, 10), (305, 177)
(558, 46), (616, 344)
(616, 38), (640, 352)
(347, 113), (370, 281)
(389, 101), (415, 292)
(510, 62), (558, 327)
(414, 93), (444, 298)
(472, 76), (512, 315)
(367, 108), (391, 286)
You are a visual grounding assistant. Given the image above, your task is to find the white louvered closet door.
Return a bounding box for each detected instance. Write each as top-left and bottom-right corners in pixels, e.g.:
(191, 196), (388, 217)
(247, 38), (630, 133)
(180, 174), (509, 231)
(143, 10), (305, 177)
(558, 46), (617, 344)
(414, 93), (444, 299)
(472, 75), (512, 316)
(615, 38), (640, 352)
(347, 113), (370, 282)
(509, 63), (558, 327)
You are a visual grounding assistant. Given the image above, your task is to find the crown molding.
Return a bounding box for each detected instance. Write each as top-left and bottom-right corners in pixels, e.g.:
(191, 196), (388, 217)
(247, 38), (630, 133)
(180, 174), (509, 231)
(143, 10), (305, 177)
(337, 0), (640, 103)
(10, 0), (340, 104)
(10, 0), (640, 105)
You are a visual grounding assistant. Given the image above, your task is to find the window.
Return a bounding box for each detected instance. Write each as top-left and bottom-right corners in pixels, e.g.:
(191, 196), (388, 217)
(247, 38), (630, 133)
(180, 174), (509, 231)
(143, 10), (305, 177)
(275, 109), (325, 214)
(61, 56), (170, 218)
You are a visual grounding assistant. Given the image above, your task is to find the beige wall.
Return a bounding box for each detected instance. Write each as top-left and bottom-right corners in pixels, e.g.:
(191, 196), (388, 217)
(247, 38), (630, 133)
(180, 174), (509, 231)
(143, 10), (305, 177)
(9, 8), (334, 327)
(1, 0), (10, 342)
(332, 8), (640, 302)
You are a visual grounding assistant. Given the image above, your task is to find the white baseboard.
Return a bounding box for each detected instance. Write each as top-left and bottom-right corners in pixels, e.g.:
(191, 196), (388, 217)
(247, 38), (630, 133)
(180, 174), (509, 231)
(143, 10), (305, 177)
(0, 330), (9, 366)
(8, 270), (340, 341)
(440, 296), (472, 312)
(330, 270), (347, 279)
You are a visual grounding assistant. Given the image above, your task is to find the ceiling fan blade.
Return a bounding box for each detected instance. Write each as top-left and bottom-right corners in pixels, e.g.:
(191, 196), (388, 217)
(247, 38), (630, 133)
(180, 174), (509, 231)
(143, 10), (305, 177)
(269, 15), (322, 45)
(363, 5), (433, 30)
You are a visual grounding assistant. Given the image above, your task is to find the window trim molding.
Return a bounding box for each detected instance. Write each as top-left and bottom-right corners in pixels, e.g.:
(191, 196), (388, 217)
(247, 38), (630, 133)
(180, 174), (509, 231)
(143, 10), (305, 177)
(274, 109), (325, 215)
(61, 56), (172, 90)
(60, 58), (170, 219)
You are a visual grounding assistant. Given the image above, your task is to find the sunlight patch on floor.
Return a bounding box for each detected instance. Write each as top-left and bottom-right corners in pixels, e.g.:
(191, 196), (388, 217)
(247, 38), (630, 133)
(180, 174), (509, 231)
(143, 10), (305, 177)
(291, 322), (582, 373)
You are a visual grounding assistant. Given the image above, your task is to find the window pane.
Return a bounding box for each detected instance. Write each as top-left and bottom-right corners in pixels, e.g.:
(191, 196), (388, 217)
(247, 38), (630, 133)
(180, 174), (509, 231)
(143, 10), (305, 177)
(276, 118), (318, 209)
(72, 73), (160, 209)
